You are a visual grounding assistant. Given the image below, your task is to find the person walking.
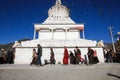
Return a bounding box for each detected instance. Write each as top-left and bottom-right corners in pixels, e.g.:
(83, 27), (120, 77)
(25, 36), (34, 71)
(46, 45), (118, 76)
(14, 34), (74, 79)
(105, 49), (113, 63)
(63, 46), (69, 65)
(74, 46), (81, 64)
(37, 44), (42, 66)
(0, 49), (4, 64)
(30, 49), (38, 65)
(7, 49), (14, 64)
(50, 47), (55, 65)
(93, 50), (99, 64)
(87, 47), (94, 65)
(69, 50), (75, 64)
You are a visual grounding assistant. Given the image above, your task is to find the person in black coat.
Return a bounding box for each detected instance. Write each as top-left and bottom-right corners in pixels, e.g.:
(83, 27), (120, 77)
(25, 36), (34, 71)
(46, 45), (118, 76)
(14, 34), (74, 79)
(74, 46), (81, 64)
(69, 51), (75, 64)
(105, 49), (113, 63)
(7, 49), (14, 64)
(50, 47), (55, 65)
(0, 49), (4, 64)
(87, 47), (94, 65)
(93, 50), (99, 64)
(37, 44), (42, 66)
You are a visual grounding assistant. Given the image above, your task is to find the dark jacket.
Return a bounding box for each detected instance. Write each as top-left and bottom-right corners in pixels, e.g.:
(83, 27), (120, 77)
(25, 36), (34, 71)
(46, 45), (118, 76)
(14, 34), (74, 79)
(37, 46), (42, 57)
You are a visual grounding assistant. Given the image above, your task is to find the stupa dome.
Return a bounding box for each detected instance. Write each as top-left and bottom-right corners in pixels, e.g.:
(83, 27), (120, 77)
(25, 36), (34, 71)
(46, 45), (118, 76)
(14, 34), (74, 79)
(43, 0), (75, 24)
(48, 0), (69, 18)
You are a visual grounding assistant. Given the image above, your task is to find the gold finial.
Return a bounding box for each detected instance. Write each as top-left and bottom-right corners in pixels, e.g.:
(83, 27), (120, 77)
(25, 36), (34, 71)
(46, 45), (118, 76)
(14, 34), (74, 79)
(56, 0), (61, 5)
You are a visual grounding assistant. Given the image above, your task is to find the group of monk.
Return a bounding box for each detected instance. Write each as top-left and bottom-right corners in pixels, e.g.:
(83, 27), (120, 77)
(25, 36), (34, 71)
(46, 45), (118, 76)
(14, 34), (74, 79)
(63, 46), (100, 65)
(63, 46), (85, 65)
(30, 44), (99, 66)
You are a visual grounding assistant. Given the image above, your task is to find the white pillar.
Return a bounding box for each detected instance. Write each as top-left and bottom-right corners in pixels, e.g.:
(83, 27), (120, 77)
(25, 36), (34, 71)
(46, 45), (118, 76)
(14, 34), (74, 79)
(79, 30), (80, 39)
(65, 28), (67, 39)
(52, 29), (54, 40)
(33, 29), (36, 40)
(83, 29), (85, 39)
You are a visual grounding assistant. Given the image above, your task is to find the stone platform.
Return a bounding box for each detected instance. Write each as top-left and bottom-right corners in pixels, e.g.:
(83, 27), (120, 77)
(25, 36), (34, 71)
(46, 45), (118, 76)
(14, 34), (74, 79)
(21, 39), (97, 47)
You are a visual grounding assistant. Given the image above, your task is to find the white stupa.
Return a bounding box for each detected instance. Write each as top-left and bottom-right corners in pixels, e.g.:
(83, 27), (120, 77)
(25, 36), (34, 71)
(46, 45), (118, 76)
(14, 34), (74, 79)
(15, 0), (104, 64)
(21, 0), (96, 47)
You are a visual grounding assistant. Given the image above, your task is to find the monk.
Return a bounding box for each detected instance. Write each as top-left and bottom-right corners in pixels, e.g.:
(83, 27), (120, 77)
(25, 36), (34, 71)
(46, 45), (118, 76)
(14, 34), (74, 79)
(63, 46), (69, 65)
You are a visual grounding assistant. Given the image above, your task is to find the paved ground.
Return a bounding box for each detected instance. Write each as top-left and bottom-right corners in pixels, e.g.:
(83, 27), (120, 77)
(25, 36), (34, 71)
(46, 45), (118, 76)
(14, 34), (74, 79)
(0, 63), (120, 80)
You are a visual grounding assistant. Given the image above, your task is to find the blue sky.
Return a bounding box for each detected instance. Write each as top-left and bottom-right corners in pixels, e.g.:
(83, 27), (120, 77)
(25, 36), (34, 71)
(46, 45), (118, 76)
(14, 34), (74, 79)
(0, 0), (120, 44)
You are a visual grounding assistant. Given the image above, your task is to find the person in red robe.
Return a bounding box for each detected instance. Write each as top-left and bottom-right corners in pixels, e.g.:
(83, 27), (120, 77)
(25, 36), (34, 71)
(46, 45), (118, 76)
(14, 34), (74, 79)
(63, 46), (69, 65)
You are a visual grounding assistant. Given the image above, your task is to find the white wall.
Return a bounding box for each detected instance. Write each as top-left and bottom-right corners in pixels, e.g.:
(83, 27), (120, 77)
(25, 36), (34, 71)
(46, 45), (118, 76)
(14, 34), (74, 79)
(54, 32), (65, 39)
(15, 47), (104, 64)
(38, 30), (80, 40)
(67, 32), (79, 39)
(39, 32), (52, 39)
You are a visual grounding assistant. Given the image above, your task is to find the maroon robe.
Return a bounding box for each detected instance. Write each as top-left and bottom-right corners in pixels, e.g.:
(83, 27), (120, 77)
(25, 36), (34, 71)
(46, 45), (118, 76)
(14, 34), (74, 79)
(63, 48), (69, 64)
